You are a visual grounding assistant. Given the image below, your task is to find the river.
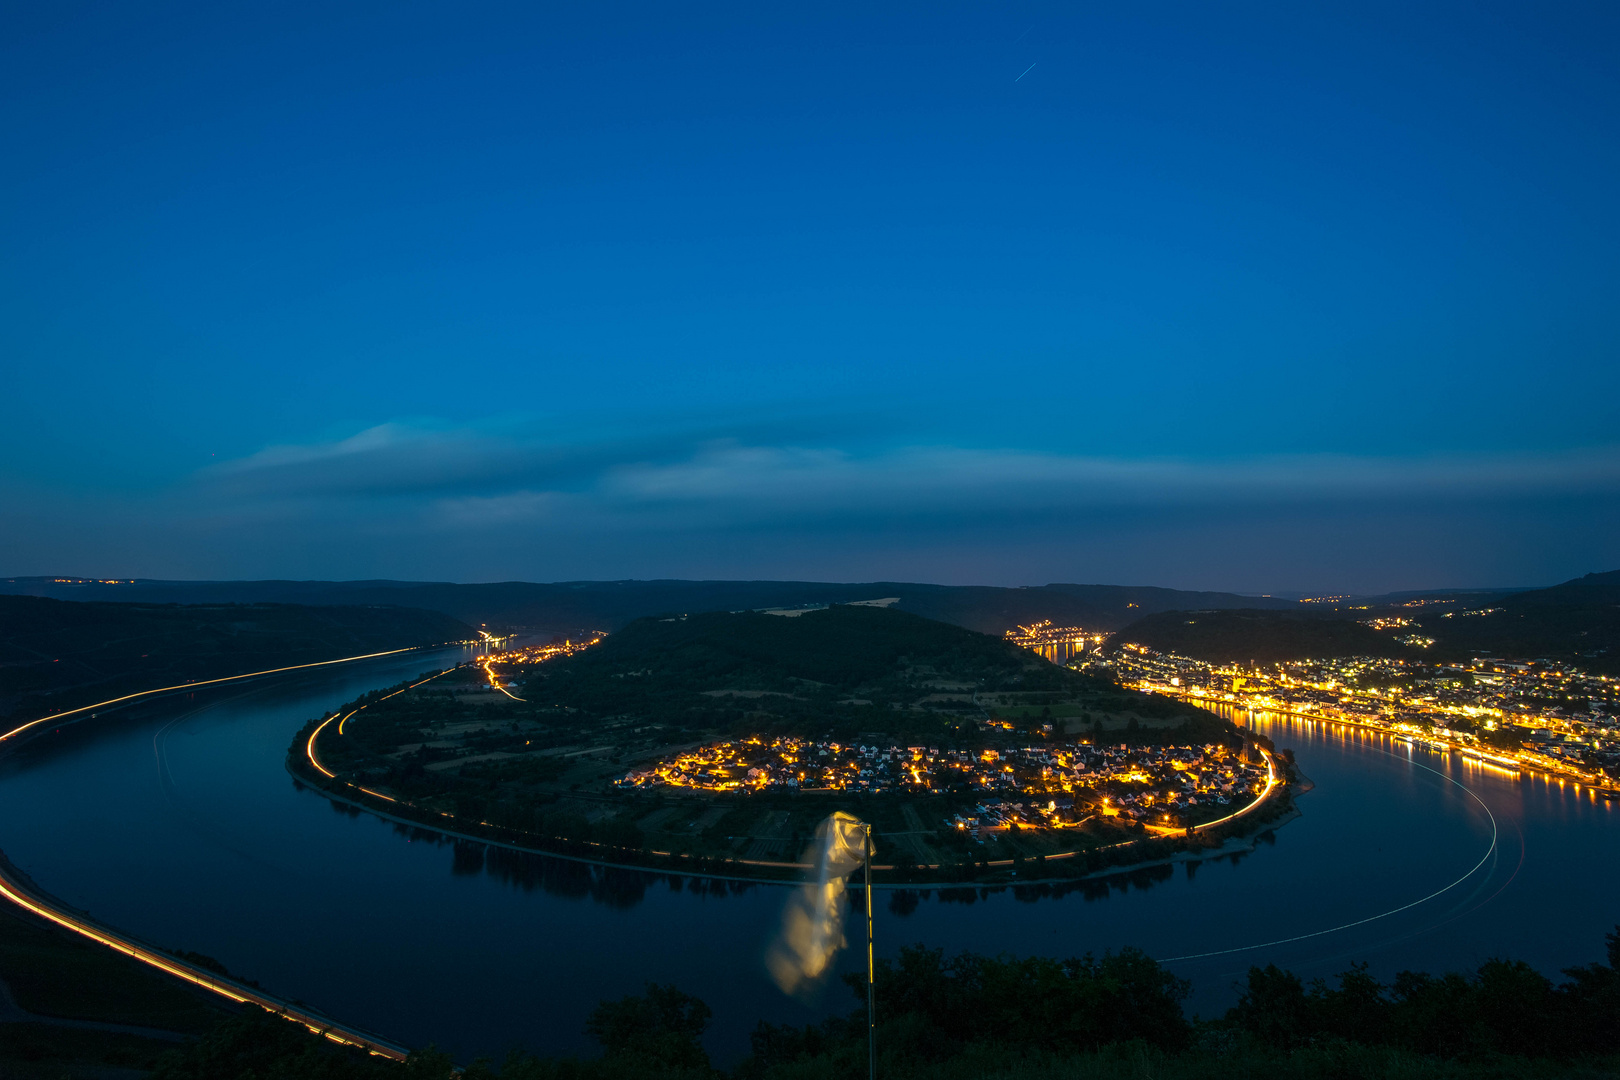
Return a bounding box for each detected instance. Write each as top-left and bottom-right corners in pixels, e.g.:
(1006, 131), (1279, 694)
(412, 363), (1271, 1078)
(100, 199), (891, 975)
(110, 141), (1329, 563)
(0, 646), (1614, 1063)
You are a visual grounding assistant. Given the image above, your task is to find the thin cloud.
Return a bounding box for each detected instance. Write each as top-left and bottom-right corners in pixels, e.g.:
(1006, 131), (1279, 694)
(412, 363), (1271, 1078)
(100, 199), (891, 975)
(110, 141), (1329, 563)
(429, 439), (1620, 533)
(198, 426), (1620, 528)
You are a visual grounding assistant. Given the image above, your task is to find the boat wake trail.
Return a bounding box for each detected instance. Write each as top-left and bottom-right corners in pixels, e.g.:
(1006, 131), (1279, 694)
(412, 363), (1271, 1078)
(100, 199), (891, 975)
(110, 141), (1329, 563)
(1158, 750), (1499, 963)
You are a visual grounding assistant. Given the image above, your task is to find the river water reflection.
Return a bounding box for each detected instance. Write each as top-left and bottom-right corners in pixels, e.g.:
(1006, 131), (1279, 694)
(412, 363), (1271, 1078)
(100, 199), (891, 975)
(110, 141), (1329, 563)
(0, 648), (1614, 1063)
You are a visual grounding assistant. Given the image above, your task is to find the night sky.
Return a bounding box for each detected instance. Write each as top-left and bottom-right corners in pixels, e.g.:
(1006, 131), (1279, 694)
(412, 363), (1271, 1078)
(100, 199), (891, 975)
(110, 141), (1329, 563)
(4, 3), (1617, 593)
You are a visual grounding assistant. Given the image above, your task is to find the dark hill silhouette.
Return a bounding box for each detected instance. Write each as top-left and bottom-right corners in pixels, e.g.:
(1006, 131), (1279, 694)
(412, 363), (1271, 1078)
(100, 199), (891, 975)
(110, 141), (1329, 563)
(0, 595), (472, 721)
(553, 604), (1083, 694)
(531, 605), (1221, 741)
(1412, 569), (1620, 671)
(1107, 609), (1411, 664)
(0, 577), (1293, 637)
(1105, 570), (1620, 671)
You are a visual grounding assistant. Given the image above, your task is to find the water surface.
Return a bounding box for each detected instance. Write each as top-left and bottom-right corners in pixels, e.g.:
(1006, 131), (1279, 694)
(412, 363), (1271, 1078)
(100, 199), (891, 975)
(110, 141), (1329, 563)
(0, 651), (1613, 1062)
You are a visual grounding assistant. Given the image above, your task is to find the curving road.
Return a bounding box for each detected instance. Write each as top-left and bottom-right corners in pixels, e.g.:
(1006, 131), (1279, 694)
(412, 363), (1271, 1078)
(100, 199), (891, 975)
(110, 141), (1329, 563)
(0, 645), (474, 1061)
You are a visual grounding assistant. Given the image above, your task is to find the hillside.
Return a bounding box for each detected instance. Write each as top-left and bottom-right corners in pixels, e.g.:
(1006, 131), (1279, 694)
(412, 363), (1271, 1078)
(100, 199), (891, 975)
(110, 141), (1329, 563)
(1408, 570), (1620, 672)
(0, 596), (473, 720)
(545, 604), (1082, 698)
(1108, 609), (1412, 664)
(316, 604), (1232, 809)
(1100, 571), (1620, 670)
(0, 577), (1293, 637)
(529, 605), (1220, 740)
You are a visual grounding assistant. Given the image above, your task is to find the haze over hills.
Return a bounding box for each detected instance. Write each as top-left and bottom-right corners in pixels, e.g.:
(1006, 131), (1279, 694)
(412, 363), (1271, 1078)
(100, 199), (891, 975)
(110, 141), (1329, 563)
(0, 577), (1297, 637)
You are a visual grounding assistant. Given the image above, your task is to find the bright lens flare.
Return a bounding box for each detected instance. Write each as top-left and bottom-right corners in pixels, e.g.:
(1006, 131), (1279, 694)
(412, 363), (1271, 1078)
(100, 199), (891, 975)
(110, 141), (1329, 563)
(766, 811), (869, 996)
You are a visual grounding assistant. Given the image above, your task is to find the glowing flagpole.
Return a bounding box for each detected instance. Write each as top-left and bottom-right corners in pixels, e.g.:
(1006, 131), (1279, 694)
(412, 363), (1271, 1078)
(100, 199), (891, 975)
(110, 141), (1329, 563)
(865, 821), (875, 1080)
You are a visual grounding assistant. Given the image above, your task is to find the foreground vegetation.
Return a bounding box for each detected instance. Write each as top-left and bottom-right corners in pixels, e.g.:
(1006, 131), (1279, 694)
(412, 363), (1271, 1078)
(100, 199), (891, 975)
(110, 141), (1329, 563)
(0, 907), (232, 1076)
(146, 926), (1620, 1079)
(5, 888), (1610, 1080)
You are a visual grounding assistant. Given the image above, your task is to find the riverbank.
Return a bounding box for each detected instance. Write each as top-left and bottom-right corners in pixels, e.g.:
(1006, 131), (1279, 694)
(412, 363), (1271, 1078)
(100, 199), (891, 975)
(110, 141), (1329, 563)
(0, 652), (489, 1062)
(292, 701), (1303, 888)
(0, 848), (410, 1061)
(1175, 691), (1619, 797)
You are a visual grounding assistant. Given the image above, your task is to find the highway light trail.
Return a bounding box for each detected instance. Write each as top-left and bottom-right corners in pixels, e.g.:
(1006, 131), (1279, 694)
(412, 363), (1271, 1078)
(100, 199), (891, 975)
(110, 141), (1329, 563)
(0, 643), (473, 744)
(307, 668), (459, 787)
(0, 856), (410, 1059)
(0, 643), (478, 1060)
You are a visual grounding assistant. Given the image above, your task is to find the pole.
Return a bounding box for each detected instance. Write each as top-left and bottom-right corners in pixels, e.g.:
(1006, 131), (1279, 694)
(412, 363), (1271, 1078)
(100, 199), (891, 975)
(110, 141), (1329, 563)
(865, 822), (875, 1080)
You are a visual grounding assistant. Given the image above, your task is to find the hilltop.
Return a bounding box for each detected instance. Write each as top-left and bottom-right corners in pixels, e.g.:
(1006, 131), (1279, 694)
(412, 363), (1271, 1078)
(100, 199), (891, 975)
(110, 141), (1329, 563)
(0, 595), (472, 721)
(527, 605), (1223, 743)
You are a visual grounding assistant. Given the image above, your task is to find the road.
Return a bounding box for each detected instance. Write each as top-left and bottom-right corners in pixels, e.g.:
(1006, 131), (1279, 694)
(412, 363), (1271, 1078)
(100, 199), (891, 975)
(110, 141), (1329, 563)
(0, 848), (410, 1060)
(0, 646), (479, 1061)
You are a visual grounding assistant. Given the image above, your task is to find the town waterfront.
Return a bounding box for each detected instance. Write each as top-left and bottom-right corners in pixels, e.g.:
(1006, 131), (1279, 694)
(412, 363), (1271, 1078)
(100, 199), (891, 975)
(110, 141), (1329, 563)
(0, 648), (1613, 1064)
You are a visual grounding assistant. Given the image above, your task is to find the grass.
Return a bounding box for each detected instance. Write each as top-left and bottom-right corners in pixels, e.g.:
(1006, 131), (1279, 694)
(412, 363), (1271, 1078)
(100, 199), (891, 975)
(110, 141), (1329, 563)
(0, 1021), (177, 1077)
(0, 908), (231, 1034)
(767, 1039), (1620, 1080)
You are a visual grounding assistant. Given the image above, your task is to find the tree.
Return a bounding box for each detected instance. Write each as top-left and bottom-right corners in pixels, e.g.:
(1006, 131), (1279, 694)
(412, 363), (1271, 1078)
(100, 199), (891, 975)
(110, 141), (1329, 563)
(584, 983), (713, 1072)
(1229, 964), (1308, 1049)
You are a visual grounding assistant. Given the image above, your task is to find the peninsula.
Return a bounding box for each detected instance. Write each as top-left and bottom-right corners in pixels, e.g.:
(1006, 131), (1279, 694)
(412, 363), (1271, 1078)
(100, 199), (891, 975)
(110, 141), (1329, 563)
(290, 606), (1297, 882)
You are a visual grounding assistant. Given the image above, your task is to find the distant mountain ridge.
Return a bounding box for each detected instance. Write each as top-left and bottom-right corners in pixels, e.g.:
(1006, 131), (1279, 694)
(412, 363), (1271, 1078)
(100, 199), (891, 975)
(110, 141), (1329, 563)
(0, 576), (1293, 637)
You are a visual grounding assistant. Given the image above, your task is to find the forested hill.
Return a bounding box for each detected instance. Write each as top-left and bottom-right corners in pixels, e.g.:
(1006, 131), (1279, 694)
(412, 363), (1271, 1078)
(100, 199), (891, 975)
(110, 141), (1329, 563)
(1107, 570), (1620, 670)
(1417, 569), (1620, 672)
(550, 605), (1080, 693)
(0, 596), (472, 721)
(529, 605), (1220, 741)
(1108, 610), (1412, 664)
(0, 577), (1292, 637)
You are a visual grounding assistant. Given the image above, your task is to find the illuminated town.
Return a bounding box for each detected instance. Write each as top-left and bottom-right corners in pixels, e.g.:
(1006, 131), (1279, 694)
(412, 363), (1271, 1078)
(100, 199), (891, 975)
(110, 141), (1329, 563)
(1097, 644), (1620, 792)
(478, 633), (600, 666)
(616, 736), (1270, 831)
(1003, 620), (1104, 664)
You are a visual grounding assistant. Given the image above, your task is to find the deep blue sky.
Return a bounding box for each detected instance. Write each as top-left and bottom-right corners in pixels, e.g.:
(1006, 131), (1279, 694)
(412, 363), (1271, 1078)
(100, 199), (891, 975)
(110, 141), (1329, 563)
(3, 2), (1617, 592)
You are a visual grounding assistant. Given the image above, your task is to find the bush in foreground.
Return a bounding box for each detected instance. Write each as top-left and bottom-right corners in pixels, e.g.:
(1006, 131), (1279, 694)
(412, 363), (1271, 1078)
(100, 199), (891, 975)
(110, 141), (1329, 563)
(149, 928), (1620, 1080)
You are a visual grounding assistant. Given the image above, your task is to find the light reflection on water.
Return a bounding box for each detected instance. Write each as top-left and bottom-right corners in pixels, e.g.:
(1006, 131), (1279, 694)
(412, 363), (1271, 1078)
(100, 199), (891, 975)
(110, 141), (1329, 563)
(1030, 641), (1087, 664)
(0, 653), (1612, 1062)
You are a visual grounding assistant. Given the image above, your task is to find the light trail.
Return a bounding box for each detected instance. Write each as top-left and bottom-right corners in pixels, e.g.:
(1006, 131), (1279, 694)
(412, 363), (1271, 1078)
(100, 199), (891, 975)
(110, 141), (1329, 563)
(0, 643), (472, 744)
(1188, 744), (1279, 832)
(1157, 749), (1499, 963)
(0, 854), (409, 1060)
(478, 655), (526, 701)
(0, 647), (483, 1060)
(307, 668), (458, 783)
